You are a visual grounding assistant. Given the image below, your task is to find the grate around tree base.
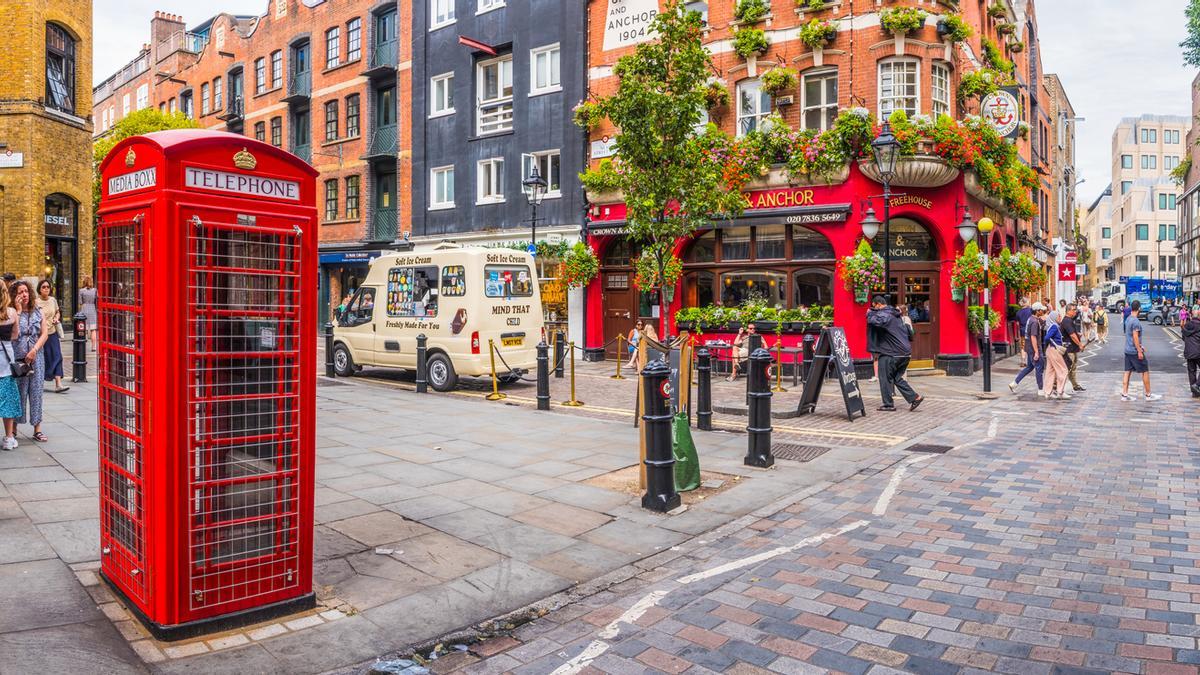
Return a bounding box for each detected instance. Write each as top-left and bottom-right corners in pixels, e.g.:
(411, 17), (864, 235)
(905, 443), (953, 454)
(771, 444), (833, 462)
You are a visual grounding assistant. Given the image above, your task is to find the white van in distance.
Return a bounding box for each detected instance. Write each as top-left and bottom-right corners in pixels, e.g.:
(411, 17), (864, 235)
(332, 243), (545, 391)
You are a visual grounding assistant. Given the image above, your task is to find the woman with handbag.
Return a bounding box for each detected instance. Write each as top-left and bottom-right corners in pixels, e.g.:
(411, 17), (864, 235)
(36, 280), (68, 393)
(0, 283), (21, 450)
(11, 282), (49, 442)
(1043, 318), (1070, 400)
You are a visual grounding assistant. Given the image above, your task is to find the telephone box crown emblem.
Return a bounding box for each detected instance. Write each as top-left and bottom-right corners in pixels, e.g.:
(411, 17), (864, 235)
(233, 147), (257, 170)
(124, 148), (136, 167)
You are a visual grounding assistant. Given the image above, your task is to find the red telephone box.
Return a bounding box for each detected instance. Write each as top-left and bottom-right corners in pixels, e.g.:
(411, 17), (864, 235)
(96, 130), (319, 639)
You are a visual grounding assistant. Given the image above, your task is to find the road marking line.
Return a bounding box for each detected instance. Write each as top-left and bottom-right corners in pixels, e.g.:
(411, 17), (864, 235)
(873, 455), (934, 516)
(987, 416), (999, 439)
(597, 590), (670, 639)
(676, 520), (870, 585)
(551, 640), (608, 675)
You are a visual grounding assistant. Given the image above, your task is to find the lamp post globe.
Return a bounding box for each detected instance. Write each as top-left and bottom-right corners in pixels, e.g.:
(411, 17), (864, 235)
(871, 120), (900, 182)
(977, 216), (995, 236)
(860, 207), (882, 240)
(957, 209), (978, 243)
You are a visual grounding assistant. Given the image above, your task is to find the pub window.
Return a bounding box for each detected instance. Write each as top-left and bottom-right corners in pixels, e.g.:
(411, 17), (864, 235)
(45, 24), (76, 114)
(685, 271), (715, 308)
(603, 240), (633, 267)
(793, 269), (834, 307)
(720, 270), (785, 307)
(879, 58), (919, 118)
(345, 176), (360, 219)
(687, 231), (716, 263)
(791, 225), (835, 259)
(931, 62), (950, 118)
(756, 224), (785, 260)
(388, 266), (439, 318)
(736, 79), (771, 137)
(324, 179), (338, 221)
(801, 69), (838, 131)
(721, 226), (751, 261)
(870, 218), (937, 261)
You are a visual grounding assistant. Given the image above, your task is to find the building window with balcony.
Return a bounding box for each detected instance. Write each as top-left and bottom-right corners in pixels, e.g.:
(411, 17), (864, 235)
(45, 23), (76, 114)
(292, 109), (310, 156)
(1137, 223), (1149, 240)
(736, 79), (771, 136)
(347, 18), (362, 62)
(325, 100), (339, 141)
(136, 84), (149, 111)
(431, 166), (455, 209)
(530, 44), (561, 95)
(254, 121), (266, 141)
(522, 151), (561, 198)
(200, 83), (210, 115)
(1121, 154), (1133, 169)
(270, 116), (282, 146)
(479, 0), (505, 12)
(431, 73), (455, 117)
(931, 62), (950, 118)
(346, 176), (360, 219)
(477, 158), (505, 204)
(346, 94), (360, 137)
(326, 27), (341, 69)
(432, 0), (455, 29)
(213, 77), (222, 110)
(801, 69), (837, 131)
(255, 57), (266, 94)
(477, 55), (513, 135)
(325, 180), (339, 221)
(377, 86), (396, 127)
(271, 50), (283, 89)
(879, 58), (919, 118)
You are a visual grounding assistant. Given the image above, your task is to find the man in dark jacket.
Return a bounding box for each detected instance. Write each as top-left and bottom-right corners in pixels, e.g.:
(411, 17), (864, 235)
(867, 295), (923, 412)
(1183, 306), (1200, 397)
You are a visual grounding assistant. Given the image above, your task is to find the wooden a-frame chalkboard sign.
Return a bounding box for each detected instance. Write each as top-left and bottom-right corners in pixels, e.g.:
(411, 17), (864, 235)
(795, 327), (867, 422)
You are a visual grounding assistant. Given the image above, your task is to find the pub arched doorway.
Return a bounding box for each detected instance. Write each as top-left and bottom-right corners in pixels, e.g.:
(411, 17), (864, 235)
(871, 217), (940, 362)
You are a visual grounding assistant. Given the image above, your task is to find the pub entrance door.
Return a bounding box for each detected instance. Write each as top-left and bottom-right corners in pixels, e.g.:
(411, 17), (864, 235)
(887, 269), (938, 364)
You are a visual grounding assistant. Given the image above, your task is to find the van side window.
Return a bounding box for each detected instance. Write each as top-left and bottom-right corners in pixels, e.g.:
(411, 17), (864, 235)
(441, 265), (466, 297)
(342, 287), (376, 327)
(484, 264), (534, 298)
(387, 266), (439, 318)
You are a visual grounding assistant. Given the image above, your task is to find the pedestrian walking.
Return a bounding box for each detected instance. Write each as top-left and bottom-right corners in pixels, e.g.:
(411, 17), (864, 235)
(625, 320), (643, 369)
(1061, 304), (1085, 392)
(35, 280), (68, 393)
(1122, 300), (1162, 402)
(78, 276), (98, 352)
(11, 282), (49, 441)
(1183, 305), (1200, 398)
(1015, 298), (1032, 354)
(1095, 305), (1109, 343)
(866, 295), (923, 412)
(0, 283), (21, 450)
(1009, 302), (1046, 395)
(1081, 302), (1096, 343)
(1043, 317), (1071, 399)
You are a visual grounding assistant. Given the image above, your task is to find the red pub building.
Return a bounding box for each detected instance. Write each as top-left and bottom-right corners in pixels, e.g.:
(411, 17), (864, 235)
(581, 0), (1064, 376)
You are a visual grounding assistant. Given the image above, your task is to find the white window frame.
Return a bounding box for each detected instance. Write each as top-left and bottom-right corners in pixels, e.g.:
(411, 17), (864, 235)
(326, 26), (341, 69)
(431, 0), (456, 30)
(878, 57), (919, 119)
(430, 72), (455, 117)
(931, 62), (950, 118)
(122, 93), (130, 116)
(735, 79), (771, 137)
(529, 43), (561, 96)
(478, 0), (505, 14)
(476, 54), (514, 135)
(522, 150), (562, 200)
(800, 69), (838, 131)
(136, 83), (149, 111)
(430, 165), (456, 210)
(477, 158), (506, 204)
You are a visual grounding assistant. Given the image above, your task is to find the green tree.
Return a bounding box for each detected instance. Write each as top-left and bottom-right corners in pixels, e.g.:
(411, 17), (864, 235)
(92, 109), (199, 215)
(590, 0), (746, 334)
(1183, 0), (1200, 67)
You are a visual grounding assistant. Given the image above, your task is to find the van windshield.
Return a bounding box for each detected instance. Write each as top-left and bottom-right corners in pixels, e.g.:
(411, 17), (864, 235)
(484, 264), (534, 298)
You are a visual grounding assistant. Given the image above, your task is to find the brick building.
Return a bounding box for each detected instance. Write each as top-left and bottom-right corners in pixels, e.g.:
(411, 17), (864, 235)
(582, 0), (1068, 375)
(1177, 72), (1200, 305)
(0, 0), (93, 317)
(93, 0), (409, 326)
(1043, 72), (1079, 298)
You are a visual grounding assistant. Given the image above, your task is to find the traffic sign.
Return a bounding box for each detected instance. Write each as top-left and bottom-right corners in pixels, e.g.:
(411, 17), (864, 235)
(527, 243), (537, 256)
(1065, 251), (1078, 263)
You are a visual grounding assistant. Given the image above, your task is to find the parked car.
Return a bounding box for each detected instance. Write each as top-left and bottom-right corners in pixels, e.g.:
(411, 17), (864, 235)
(1144, 305), (1167, 325)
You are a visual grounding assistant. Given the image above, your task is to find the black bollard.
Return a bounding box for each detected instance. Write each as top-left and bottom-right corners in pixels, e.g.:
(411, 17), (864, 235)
(696, 347), (712, 431)
(801, 333), (816, 382)
(641, 360), (681, 513)
(536, 341), (550, 411)
(554, 330), (565, 379)
(71, 313), (87, 383)
(745, 347), (775, 468)
(415, 334), (428, 393)
(324, 322), (336, 377)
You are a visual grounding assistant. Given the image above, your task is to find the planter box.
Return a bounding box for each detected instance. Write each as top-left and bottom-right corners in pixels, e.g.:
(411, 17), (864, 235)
(858, 154), (959, 188)
(753, 320), (779, 333)
(963, 170), (1010, 215)
(676, 320), (697, 332)
(743, 164), (850, 190)
(585, 189), (624, 205)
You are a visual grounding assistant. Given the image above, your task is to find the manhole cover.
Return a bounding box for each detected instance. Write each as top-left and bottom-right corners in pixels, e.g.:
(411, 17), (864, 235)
(906, 443), (953, 454)
(772, 444), (832, 462)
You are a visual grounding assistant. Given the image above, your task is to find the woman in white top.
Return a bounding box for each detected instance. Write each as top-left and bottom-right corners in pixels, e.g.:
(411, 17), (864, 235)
(0, 282), (21, 450)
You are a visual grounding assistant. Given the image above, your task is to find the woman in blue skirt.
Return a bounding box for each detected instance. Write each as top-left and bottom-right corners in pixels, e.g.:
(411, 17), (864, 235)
(35, 280), (68, 393)
(0, 282), (22, 450)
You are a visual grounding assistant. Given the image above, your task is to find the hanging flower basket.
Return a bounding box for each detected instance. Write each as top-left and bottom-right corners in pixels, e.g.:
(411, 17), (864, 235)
(951, 287), (965, 302)
(839, 239), (886, 304)
(855, 288), (870, 304)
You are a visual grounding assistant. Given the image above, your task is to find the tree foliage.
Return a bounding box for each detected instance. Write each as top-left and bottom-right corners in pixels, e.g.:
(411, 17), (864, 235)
(1184, 0), (1200, 67)
(92, 109), (200, 214)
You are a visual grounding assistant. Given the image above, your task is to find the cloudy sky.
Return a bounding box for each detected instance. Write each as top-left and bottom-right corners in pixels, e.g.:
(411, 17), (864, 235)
(94, 1), (1197, 206)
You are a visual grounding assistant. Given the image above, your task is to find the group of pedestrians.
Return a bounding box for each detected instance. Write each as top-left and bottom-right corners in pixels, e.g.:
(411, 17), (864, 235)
(1010, 299), (1093, 400)
(0, 274), (80, 450)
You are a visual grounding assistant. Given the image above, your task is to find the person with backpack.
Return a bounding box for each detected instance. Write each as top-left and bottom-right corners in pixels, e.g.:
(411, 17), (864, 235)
(1183, 305), (1200, 398)
(1094, 303), (1108, 343)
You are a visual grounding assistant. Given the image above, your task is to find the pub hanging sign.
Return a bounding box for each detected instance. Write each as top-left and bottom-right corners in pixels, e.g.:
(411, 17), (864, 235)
(981, 86), (1022, 139)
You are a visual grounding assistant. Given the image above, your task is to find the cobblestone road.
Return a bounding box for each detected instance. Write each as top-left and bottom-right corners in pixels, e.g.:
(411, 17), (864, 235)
(433, 329), (1200, 675)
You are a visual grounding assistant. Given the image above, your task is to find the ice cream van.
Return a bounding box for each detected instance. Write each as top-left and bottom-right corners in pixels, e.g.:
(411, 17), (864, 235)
(331, 243), (544, 391)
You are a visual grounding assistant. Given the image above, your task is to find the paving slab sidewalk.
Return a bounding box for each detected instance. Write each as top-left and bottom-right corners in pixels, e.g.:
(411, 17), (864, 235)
(0, 363), (911, 674)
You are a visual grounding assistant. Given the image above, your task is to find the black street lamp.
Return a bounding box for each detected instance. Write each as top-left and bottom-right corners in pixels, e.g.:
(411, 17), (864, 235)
(522, 164), (547, 253)
(871, 121), (901, 302)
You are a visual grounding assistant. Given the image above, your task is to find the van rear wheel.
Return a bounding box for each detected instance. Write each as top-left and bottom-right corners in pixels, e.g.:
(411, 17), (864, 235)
(333, 343), (356, 377)
(427, 353), (458, 391)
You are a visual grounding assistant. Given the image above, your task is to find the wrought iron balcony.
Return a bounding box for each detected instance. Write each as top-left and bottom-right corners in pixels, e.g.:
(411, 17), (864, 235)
(216, 96), (244, 122)
(369, 208), (398, 242)
(292, 144), (311, 165)
(284, 71), (311, 102)
(362, 39), (398, 78)
(361, 125), (398, 161)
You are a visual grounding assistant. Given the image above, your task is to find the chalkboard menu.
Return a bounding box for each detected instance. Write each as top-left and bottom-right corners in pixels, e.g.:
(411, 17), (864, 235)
(796, 327), (867, 422)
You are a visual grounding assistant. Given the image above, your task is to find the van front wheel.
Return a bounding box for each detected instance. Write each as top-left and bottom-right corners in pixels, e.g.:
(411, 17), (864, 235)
(427, 353), (458, 391)
(333, 344), (356, 377)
